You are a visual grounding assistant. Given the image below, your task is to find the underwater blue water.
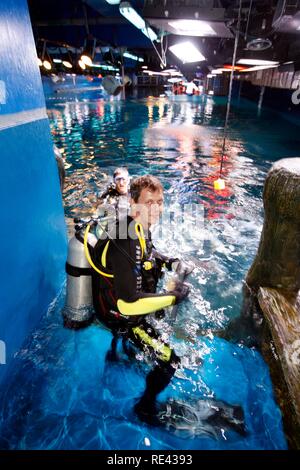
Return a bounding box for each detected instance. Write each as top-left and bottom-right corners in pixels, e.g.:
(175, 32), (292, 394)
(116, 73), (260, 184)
(1, 90), (298, 450)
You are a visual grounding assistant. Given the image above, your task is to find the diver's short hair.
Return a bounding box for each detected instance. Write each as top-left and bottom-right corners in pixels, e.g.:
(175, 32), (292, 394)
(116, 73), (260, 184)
(113, 167), (129, 179)
(130, 175), (163, 202)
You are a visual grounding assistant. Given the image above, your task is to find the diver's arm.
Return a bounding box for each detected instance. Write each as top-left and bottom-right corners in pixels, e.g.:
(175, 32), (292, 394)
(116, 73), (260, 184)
(109, 240), (176, 316)
(151, 247), (180, 271)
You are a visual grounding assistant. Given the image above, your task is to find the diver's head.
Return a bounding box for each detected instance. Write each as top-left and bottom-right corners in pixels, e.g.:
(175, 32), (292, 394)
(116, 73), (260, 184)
(130, 175), (164, 228)
(113, 167), (129, 195)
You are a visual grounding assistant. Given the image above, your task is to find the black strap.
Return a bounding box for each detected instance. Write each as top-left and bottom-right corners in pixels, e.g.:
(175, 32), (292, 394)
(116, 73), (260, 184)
(66, 262), (92, 277)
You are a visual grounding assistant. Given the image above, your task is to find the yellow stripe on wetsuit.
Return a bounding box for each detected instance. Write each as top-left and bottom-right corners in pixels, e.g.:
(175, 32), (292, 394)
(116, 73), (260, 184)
(117, 295), (175, 317)
(132, 326), (172, 362)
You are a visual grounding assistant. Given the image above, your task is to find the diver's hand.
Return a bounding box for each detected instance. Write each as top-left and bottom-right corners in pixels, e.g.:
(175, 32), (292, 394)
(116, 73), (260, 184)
(171, 280), (190, 304)
(165, 258), (180, 271)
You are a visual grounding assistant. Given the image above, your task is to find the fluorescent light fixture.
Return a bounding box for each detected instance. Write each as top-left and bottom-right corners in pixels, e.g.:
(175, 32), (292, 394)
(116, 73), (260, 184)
(237, 59), (279, 66)
(43, 60), (52, 70)
(119, 2), (145, 29)
(91, 63), (119, 71)
(240, 64), (277, 72)
(167, 77), (182, 83)
(119, 2), (157, 41)
(53, 58), (62, 64)
(211, 68), (223, 74)
(143, 70), (169, 76)
(142, 65), (148, 69)
(123, 52), (144, 62)
(168, 20), (216, 36)
(169, 41), (205, 63)
(141, 26), (157, 41)
(78, 60), (86, 70)
(63, 61), (72, 68)
(207, 74), (216, 78)
(105, 0), (121, 4)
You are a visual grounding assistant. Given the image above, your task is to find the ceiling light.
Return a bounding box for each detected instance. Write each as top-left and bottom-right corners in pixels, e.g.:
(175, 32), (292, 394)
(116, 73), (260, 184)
(43, 60), (52, 71)
(167, 78), (182, 83)
(141, 26), (158, 41)
(237, 59), (279, 66)
(81, 54), (93, 66)
(123, 52), (144, 62)
(119, 2), (145, 29)
(53, 58), (62, 64)
(168, 20), (216, 36)
(142, 65), (148, 69)
(62, 61), (72, 69)
(169, 41), (205, 63)
(211, 69), (223, 74)
(119, 2), (157, 41)
(105, 0), (121, 4)
(81, 37), (96, 66)
(78, 60), (86, 70)
(223, 65), (248, 71)
(37, 58), (43, 66)
(240, 64), (278, 72)
(246, 38), (272, 51)
(143, 70), (169, 76)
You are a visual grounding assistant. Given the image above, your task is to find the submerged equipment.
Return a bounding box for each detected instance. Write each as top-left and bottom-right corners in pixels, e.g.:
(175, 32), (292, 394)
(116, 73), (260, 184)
(62, 218), (98, 329)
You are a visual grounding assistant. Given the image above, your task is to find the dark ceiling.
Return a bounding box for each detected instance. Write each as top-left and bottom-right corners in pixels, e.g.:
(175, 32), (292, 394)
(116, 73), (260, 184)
(28, 0), (300, 74)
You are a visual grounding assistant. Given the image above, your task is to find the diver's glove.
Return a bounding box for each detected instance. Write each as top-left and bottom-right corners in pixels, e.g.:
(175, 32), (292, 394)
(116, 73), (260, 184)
(170, 280), (190, 304)
(165, 258), (180, 271)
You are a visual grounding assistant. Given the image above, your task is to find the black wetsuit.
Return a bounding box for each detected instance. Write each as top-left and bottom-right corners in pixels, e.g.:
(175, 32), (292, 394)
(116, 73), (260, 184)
(96, 184), (130, 231)
(92, 215), (180, 415)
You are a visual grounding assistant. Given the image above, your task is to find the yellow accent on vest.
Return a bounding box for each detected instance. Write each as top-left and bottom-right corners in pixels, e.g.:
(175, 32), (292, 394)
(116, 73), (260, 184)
(84, 222), (149, 280)
(83, 225), (114, 278)
(143, 261), (152, 270)
(135, 223), (146, 259)
(101, 241), (110, 268)
(117, 295), (175, 316)
(132, 326), (172, 362)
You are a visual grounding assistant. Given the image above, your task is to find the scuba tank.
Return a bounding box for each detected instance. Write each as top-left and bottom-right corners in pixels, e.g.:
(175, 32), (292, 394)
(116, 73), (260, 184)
(62, 218), (98, 329)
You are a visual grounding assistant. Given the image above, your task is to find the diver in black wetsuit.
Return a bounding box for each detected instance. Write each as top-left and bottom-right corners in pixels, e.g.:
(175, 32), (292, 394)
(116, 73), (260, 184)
(92, 175), (189, 423)
(95, 167), (130, 219)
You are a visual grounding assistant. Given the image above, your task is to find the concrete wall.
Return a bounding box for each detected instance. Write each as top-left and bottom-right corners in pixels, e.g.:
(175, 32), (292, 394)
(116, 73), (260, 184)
(0, 0), (67, 384)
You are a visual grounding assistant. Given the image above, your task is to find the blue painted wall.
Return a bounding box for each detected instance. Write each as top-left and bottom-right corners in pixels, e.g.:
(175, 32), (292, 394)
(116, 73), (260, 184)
(0, 0), (67, 384)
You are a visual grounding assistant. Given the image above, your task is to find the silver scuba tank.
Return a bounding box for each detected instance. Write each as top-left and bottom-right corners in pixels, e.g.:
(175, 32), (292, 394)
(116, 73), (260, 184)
(62, 223), (98, 329)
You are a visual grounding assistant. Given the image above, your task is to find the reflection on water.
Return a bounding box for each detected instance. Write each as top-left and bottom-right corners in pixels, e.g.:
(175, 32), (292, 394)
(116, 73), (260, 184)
(49, 95), (300, 328)
(2, 94), (298, 450)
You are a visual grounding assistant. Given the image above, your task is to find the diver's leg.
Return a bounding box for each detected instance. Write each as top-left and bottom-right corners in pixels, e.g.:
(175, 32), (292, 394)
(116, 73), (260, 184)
(129, 322), (180, 422)
(135, 351), (180, 416)
(105, 332), (119, 362)
(122, 336), (136, 359)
